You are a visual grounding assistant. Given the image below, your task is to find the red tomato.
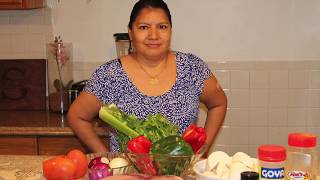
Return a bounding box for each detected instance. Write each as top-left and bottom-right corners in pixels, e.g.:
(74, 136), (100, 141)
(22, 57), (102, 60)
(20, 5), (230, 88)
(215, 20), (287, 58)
(66, 149), (88, 179)
(43, 156), (76, 180)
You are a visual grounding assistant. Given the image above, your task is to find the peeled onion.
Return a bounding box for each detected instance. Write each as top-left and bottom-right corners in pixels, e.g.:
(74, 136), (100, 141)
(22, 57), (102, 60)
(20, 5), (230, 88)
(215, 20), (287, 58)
(109, 157), (128, 169)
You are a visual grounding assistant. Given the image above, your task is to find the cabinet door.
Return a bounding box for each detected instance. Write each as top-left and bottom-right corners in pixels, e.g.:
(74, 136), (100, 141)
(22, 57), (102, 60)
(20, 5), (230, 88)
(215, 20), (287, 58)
(0, 0), (43, 10)
(0, 136), (37, 155)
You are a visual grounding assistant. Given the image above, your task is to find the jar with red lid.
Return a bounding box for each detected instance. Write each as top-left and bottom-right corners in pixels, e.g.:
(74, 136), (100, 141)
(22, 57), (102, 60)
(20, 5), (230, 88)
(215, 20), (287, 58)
(285, 132), (318, 180)
(258, 145), (286, 180)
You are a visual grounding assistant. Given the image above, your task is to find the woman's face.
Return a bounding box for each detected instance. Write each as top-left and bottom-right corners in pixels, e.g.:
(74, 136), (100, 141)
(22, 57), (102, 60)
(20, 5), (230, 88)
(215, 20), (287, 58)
(129, 8), (172, 59)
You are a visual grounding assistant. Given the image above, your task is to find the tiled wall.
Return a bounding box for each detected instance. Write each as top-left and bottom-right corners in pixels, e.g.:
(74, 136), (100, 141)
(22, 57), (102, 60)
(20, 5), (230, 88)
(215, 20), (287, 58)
(0, 9), (51, 59)
(204, 61), (320, 157)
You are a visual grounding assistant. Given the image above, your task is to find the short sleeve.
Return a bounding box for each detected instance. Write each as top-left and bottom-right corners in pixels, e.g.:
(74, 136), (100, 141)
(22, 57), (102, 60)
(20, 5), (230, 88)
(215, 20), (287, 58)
(187, 53), (213, 95)
(83, 65), (107, 101)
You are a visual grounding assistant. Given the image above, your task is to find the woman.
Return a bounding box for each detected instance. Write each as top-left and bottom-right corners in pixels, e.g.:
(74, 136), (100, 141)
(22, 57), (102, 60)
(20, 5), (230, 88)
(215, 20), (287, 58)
(67, 0), (227, 153)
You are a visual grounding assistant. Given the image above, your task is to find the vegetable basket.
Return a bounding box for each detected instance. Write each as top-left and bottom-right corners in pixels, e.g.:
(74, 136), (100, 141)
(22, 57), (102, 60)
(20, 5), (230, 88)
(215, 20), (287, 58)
(126, 144), (209, 177)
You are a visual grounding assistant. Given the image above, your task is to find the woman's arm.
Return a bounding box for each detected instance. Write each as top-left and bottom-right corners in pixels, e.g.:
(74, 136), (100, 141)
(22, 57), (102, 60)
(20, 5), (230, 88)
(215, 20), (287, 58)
(67, 92), (108, 153)
(200, 75), (227, 151)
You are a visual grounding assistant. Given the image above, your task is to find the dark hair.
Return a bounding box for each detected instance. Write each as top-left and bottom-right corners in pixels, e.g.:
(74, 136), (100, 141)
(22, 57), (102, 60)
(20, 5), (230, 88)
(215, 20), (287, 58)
(128, 0), (172, 29)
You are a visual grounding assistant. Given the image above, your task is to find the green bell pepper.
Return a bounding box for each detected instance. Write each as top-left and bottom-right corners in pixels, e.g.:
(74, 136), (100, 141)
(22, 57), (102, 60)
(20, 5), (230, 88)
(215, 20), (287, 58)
(151, 135), (194, 175)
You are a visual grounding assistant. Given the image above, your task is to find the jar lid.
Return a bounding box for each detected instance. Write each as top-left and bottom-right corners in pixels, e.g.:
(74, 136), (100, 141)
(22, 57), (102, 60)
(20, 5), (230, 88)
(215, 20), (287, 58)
(258, 145), (286, 162)
(288, 133), (317, 148)
(241, 171), (259, 180)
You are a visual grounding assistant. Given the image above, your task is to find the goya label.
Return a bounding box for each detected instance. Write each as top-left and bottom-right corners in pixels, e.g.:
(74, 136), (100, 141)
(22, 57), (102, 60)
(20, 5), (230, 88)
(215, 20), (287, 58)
(286, 171), (310, 180)
(259, 167), (285, 179)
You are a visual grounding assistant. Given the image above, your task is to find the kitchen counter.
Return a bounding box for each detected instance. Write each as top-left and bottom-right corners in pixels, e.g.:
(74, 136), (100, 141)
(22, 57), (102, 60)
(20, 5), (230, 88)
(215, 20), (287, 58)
(0, 110), (108, 136)
(0, 155), (48, 180)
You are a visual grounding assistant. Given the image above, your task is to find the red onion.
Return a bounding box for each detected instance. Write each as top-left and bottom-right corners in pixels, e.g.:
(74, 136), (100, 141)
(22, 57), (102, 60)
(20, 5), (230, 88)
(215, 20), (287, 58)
(88, 156), (109, 168)
(89, 163), (112, 180)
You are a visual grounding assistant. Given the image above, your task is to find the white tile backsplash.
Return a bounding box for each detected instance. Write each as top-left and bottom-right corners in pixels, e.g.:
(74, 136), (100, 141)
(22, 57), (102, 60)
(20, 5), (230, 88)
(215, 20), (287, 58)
(229, 89), (250, 108)
(308, 89), (320, 107)
(309, 70), (320, 89)
(250, 89), (269, 107)
(250, 71), (269, 89)
(0, 34), (12, 53)
(11, 34), (27, 53)
(269, 108), (288, 126)
(228, 108), (249, 127)
(307, 108), (320, 127)
(287, 89), (308, 107)
(268, 126), (288, 144)
(0, 9), (52, 60)
(269, 89), (289, 107)
(249, 108), (268, 127)
(270, 70), (289, 89)
(229, 127), (249, 145)
(289, 70), (309, 89)
(287, 108), (307, 127)
(249, 127), (268, 145)
(230, 70), (250, 89)
(207, 61), (320, 156)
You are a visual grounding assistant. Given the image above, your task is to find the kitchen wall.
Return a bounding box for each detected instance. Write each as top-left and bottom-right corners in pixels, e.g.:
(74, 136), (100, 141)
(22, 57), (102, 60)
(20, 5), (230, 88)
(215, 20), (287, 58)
(201, 61), (320, 157)
(0, 0), (319, 156)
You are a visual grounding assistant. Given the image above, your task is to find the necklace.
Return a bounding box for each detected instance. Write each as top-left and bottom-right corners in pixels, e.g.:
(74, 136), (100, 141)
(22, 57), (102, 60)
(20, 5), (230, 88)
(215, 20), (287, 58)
(135, 57), (168, 85)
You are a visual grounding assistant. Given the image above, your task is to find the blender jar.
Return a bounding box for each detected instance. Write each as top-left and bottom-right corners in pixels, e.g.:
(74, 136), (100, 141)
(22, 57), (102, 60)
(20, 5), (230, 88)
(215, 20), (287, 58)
(113, 33), (132, 58)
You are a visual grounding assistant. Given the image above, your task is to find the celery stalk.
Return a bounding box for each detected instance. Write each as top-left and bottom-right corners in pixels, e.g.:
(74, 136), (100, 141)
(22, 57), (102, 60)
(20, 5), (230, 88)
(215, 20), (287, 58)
(99, 105), (139, 138)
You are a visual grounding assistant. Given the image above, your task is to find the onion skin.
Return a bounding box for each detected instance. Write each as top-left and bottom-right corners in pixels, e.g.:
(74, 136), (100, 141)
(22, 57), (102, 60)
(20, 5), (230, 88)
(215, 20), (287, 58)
(88, 157), (109, 168)
(89, 163), (112, 180)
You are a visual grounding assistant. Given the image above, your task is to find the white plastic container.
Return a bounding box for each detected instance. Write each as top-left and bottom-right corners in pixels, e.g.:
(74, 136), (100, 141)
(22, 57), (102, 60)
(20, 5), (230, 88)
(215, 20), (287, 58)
(258, 145), (286, 180)
(285, 133), (318, 180)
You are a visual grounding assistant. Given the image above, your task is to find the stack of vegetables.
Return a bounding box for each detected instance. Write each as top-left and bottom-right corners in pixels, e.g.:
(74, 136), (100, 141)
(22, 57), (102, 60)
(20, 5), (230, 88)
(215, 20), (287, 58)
(99, 103), (207, 176)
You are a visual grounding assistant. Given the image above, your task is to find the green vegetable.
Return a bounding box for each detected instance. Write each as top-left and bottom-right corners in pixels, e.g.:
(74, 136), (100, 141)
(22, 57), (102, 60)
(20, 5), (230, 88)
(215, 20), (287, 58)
(151, 135), (194, 175)
(99, 104), (179, 151)
(99, 104), (139, 138)
(135, 113), (179, 143)
(151, 135), (193, 156)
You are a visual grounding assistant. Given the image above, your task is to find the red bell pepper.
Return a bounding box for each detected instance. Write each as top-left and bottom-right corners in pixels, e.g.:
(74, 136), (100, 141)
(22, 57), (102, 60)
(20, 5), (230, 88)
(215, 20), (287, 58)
(127, 136), (156, 175)
(127, 135), (152, 154)
(182, 124), (207, 153)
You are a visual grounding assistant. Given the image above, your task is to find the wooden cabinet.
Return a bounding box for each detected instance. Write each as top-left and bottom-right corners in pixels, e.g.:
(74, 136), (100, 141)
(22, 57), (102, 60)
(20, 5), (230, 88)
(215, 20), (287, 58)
(0, 0), (44, 10)
(0, 136), (37, 155)
(0, 135), (109, 155)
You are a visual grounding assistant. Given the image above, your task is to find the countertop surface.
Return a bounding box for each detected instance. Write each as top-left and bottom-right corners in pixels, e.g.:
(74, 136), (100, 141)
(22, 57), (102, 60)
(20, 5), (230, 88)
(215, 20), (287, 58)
(0, 155), (48, 180)
(0, 110), (108, 136)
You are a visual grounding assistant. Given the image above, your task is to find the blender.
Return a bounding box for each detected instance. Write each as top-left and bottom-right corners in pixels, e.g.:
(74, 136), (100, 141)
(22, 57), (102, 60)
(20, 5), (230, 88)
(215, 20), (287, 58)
(113, 33), (133, 58)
